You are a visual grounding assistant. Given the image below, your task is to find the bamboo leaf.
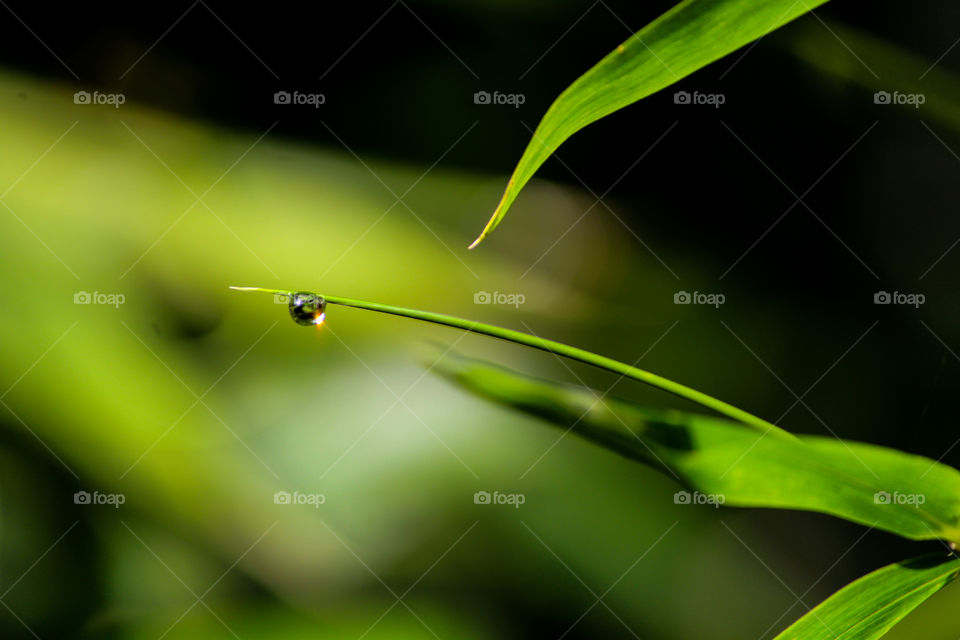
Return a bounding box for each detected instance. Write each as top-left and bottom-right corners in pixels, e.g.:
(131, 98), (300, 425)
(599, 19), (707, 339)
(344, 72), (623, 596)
(774, 553), (960, 640)
(470, 0), (831, 247)
(431, 352), (960, 543)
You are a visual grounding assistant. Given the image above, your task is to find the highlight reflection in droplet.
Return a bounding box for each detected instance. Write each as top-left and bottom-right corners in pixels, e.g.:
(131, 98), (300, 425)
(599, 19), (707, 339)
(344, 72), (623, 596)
(288, 292), (327, 327)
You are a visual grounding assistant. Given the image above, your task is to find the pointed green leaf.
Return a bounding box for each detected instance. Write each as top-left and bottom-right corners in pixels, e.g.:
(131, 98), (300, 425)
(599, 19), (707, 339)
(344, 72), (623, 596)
(431, 352), (960, 543)
(775, 553), (960, 640)
(470, 0), (831, 247)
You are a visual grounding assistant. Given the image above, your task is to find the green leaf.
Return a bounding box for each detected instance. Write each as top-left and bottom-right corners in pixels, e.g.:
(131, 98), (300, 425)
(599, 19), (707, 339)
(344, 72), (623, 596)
(470, 0), (831, 248)
(779, 18), (960, 135)
(430, 352), (960, 543)
(232, 286), (792, 438)
(774, 553), (960, 640)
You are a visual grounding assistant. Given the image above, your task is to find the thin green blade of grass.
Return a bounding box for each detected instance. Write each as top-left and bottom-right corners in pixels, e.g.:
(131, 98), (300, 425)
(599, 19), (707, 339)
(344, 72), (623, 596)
(469, 0), (830, 248)
(774, 553), (960, 640)
(429, 351), (960, 543)
(229, 286), (790, 439)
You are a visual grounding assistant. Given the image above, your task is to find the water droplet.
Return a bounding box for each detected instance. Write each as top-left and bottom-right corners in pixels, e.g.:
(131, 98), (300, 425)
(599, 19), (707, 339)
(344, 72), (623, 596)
(288, 292), (326, 326)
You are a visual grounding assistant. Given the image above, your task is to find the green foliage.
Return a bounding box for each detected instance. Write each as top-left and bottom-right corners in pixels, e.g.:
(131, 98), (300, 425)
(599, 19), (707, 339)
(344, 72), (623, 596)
(779, 19), (960, 134)
(429, 352), (960, 544)
(470, 0), (831, 247)
(231, 287), (791, 438)
(773, 554), (960, 640)
(6, 0), (952, 634)
(234, 277), (960, 638)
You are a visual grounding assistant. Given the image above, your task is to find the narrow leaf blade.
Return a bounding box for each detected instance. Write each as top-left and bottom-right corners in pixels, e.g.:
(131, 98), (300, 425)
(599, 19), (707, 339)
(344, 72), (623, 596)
(471, 0), (830, 247)
(774, 553), (960, 640)
(431, 352), (960, 543)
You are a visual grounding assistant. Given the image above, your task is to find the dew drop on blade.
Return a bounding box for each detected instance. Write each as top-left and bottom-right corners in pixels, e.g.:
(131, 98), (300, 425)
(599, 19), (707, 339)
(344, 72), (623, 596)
(288, 292), (327, 326)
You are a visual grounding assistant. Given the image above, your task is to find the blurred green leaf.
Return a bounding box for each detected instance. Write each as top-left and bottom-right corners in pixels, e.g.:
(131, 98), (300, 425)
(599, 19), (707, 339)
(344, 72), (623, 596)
(0, 68), (750, 635)
(0, 66), (607, 608)
(471, 0), (830, 247)
(780, 19), (960, 133)
(774, 553), (960, 640)
(431, 352), (960, 542)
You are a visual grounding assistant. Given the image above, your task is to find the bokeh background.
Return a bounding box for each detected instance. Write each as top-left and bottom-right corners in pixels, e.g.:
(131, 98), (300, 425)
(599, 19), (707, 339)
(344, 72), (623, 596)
(1, 0), (960, 638)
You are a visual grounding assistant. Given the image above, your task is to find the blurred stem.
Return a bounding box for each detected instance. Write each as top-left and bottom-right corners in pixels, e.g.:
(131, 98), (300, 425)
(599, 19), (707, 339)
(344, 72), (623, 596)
(231, 286), (793, 439)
